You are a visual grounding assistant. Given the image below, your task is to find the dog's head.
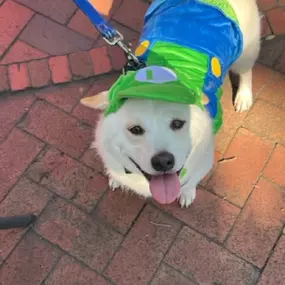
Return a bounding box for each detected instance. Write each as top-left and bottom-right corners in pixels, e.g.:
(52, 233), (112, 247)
(81, 88), (213, 204)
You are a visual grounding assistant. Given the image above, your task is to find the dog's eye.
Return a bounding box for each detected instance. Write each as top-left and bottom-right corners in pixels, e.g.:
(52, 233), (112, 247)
(170, 119), (186, 130)
(128, 125), (145, 136)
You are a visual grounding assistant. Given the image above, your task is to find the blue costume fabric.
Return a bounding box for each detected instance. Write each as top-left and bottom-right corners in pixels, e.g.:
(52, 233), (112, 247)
(105, 0), (243, 134)
(137, 0), (243, 120)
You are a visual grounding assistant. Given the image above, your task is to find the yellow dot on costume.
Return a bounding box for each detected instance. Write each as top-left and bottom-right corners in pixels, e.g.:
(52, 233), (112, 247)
(135, 40), (150, 56)
(211, 57), (222, 78)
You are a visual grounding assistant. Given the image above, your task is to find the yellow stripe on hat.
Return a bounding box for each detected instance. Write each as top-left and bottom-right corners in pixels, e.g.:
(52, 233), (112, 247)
(211, 57), (222, 78)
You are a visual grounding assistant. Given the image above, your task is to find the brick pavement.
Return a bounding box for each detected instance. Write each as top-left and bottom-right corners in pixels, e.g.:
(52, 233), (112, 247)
(0, 0), (285, 284)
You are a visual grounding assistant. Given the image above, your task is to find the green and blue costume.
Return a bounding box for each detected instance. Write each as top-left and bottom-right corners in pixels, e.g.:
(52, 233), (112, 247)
(106, 0), (243, 134)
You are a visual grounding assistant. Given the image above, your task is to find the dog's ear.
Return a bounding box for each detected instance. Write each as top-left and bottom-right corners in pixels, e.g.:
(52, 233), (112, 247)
(80, 91), (109, 110)
(202, 94), (209, 105)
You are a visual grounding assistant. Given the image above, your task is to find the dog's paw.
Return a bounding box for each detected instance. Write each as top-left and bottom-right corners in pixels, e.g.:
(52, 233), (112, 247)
(234, 89), (253, 112)
(179, 188), (196, 208)
(108, 178), (121, 190)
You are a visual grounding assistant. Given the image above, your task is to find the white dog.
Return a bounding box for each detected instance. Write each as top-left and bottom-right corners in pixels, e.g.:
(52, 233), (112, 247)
(81, 0), (261, 207)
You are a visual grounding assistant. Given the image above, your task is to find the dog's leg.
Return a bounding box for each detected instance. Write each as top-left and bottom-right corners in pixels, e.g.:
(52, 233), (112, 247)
(234, 69), (253, 112)
(178, 126), (214, 208)
(231, 51), (257, 113)
(179, 185), (197, 208)
(228, 0), (260, 113)
(108, 176), (121, 190)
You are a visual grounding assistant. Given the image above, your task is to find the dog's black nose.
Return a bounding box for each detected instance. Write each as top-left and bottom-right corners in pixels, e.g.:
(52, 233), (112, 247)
(151, 152), (175, 172)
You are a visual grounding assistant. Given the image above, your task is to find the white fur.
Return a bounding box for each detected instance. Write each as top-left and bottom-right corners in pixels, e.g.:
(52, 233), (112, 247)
(228, 0), (261, 112)
(84, 0), (261, 207)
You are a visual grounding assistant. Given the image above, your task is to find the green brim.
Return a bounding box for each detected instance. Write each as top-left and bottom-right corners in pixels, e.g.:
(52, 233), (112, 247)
(116, 83), (198, 105)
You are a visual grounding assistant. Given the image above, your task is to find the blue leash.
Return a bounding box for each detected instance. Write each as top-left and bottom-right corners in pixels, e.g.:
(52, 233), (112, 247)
(73, 0), (118, 41)
(73, 0), (145, 71)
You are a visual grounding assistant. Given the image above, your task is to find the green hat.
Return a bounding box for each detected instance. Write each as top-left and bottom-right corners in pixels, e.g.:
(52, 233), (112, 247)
(105, 65), (204, 116)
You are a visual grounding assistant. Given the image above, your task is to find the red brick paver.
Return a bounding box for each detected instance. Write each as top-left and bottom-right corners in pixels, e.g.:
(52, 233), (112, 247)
(26, 147), (108, 211)
(244, 99), (285, 144)
(0, 0), (34, 57)
(28, 59), (51, 88)
(0, 178), (51, 264)
(225, 178), (285, 268)
(105, 205), (181, 285)
(68, 9), (100, 40)
(20, 14), (94, 56)
(35, 80), (92, 112)
(151, 263), (196, 285)
(258, 235), (285, 285)
(69, 51), (94, 79)
(0, 231), (61, 285)
(0, 128), (44, 202)
(1, 40), (48, 65)
(19, 100), (91, 158)
(275, 49), (285, 73)
(8, 63), (30, 91)
(15, 0), (77, 25)
(35, 198), (122, 272)
(90, 47), (112, 75)
(264, 144), (285, 186)
(81, 148), (104, 172)
(1, 0), (285, 284)
(156, 187), (240, 243)
(72, 73), (119, 126)
(45, 255), (110, 285)
(0, 66), (9, 92)
(113, 0), (148, 32)
(165, 226), (260, 285)
(94, 189), (145, 235)
(261, 16), (272, 37)
(259, 72), (285, 109)
(49, 56), (72, 84)
(0, 93), (35, 141)
(208, 128), (273, 207)
(267, 7), (285, 35)
(258, 0), (277, 11)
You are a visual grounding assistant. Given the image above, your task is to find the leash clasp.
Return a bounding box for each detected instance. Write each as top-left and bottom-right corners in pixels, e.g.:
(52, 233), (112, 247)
(117, 41), (141, 65)
(104, 32), (146, 73)
(103, 31), (140, 64)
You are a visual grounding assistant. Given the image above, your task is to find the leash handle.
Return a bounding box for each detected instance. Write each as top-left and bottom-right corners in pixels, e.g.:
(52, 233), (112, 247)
(0, 214), (36, 230)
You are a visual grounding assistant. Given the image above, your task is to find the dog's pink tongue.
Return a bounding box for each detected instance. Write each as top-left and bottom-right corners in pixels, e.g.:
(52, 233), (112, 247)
(150, 173), (180, 204)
